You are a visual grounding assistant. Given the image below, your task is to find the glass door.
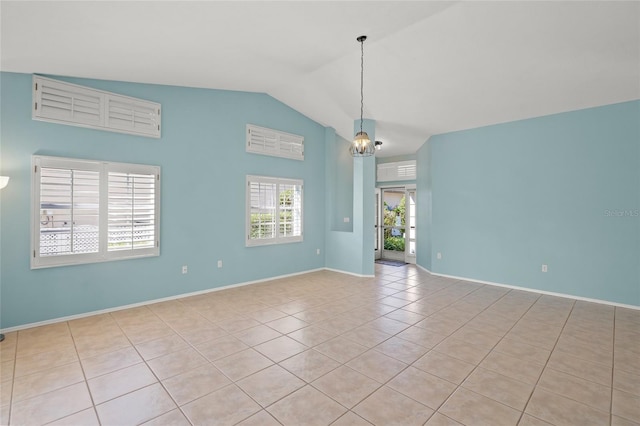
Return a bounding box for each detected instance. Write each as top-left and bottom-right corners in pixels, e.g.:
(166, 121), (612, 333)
(375, 188), (381, 260)
(381, 188), (407, 262)
(405, 187), (416, 264)
(378, 186), (416, 263)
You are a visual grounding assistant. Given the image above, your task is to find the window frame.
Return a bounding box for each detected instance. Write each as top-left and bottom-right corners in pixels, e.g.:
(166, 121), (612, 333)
(246, 175), (303, 247)
(31, 155), (161, 269)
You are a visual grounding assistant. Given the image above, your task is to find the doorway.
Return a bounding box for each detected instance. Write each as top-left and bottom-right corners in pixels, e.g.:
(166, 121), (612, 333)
(375, 186), (416, 264)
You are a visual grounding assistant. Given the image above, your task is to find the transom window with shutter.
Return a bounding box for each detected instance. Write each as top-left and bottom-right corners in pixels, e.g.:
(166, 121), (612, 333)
(377, 160), (417, 182)
(246, 175), (303, 246)
(31, 155), (161, 269)
(246, 124), (304, 161)
(32, 75), (161, 138)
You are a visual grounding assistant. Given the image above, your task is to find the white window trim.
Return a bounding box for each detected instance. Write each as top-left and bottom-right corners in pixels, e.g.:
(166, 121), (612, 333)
(246, 175), (303, 247)
(31, 155), (161, 269)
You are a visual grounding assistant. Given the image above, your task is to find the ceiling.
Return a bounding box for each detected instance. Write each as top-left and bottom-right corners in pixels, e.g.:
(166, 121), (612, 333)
(2, 1), (639, 157)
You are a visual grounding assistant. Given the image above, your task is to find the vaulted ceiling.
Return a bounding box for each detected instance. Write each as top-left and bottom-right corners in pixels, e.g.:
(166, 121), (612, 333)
(2, 1), (639, 157)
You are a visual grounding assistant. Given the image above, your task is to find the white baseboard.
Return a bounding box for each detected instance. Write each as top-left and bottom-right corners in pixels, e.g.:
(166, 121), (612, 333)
(0, 267), (326, 333)
(425, 268), (640, 311)
(416, 264), (432, 274)
(324, 267), (375, 278)
(5, 265), (636, 334)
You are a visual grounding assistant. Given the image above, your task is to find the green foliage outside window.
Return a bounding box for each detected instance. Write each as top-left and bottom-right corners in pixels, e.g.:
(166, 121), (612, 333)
(384, 195), (406, 252)
(251, 189), (296, 238)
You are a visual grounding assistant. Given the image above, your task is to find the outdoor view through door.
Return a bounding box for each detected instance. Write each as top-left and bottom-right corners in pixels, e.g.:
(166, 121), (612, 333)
(376, 187), (416, 264)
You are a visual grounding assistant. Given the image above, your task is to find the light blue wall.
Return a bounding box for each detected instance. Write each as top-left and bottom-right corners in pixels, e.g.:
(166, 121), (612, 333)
(0, 72), (327, 328)
(416, 141), (432, 270)
(420, 101), (640, 306)
(328, 133), (353, 232)
(325, 120), (376, 276)
(376, 154), (416, 165)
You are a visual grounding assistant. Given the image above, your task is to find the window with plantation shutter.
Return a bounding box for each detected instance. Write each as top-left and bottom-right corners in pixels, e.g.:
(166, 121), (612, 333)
(108, 171), (157, 254)
(246, 175), (303, 246)
(33, 75), (161, 138)
(377, 160), (417, 182)
(32, 155), (160, 269)
(246, 124), (304, 160)
(38, 166), (101, 260)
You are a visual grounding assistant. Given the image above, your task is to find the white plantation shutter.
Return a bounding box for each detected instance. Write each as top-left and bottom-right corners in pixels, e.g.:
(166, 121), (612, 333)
(106, 96), (161, 137)
(108, 171), (157, 253)
(38, 165), (100, 260)
(278, 133), (304, 159)
(278, 183), (302, 238)
(32, 155), (160, 269)
(246, 176), (303, 246)
(33, 78), (103, 127)
(397, 162), (417, 180)
(377, 160), (417, 182)
(246, 125), (304, 160)
(249, 181), (277, 241)
(248, 128), (278, 153)
(33, 75), (161, 138)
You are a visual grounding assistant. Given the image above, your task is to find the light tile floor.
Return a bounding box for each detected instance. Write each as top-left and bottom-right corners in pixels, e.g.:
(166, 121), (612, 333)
(1, 264), (639, 425)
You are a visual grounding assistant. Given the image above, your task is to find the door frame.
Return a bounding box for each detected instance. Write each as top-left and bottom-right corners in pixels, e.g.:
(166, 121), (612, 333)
(375, 188), (381, 260)
(377, 185), (416, 264)
(405, 185), (416, 264)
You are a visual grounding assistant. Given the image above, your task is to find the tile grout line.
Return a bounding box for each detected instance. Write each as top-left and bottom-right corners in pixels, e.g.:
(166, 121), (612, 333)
(65, 320), (104, 426)
(395, 277), (553, 421)
(219, 280), (375, 425)
(609, 307), (616, 426)
(413, 287), (545, 423)
(297, 273), (426, 420)
(10, 322), (99, 426)
(5, 331), (17, 425)
(313, 279), (530, 424)
(4, 268), (632, 426)
(109, 309), (190, 425)
(231, 271), (425, 422)
(515, 298), (577, 425)
(146, 303), (261, 425)
(147, 288), (336, 425)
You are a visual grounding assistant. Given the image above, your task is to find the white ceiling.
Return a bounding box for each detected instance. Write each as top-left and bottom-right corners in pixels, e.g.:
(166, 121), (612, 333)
(2, 1), (639, 157)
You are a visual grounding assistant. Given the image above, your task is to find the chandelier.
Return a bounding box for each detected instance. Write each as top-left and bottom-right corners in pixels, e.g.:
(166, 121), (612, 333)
(350, 35), (375, 157)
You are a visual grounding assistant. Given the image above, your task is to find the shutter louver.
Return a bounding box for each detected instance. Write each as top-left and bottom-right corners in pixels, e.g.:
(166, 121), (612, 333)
(248, 127), (278, 152)
(246, 124), (304, 160)
(249, 181), (277, 240)
(377, 160), (417, 182)
(35, 79), (103, 127)
(107, 96), (161, 138)
(39, 167), (100, 257)
(33, 75), (161, 138)
(397, 162), (417, 179)
(278, 183), (302, 238)
(108, 172), (156, 252)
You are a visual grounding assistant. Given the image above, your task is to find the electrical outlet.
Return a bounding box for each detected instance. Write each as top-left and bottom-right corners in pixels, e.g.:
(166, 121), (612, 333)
(316, 249), (320, 255)
(344, 217), (350, 223)
(217, 260), (223, 268)
(437, 252), (442, 260)
(541, 264), (548, 273)
(181, 265), (188, 274)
